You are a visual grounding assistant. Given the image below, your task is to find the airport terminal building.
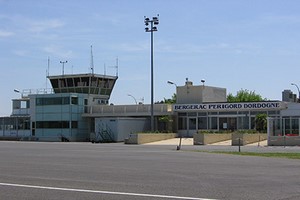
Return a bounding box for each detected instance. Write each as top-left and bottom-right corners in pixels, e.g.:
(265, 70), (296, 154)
(1, 73), (300, 145)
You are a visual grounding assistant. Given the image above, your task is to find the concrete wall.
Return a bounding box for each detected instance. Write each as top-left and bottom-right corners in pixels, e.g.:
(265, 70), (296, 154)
(268, 136), (300, 146)
(95, 117), (150, 142)
(125, 133), (177, 144)
(281, 102), (300, 116)
(232, 133), (267, 146)
(193, 133), (232, 145)
(177, 85), (226, 104)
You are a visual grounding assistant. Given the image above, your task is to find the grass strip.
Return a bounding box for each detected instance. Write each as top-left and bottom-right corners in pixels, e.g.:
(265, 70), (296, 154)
(198, 151), (300, 159)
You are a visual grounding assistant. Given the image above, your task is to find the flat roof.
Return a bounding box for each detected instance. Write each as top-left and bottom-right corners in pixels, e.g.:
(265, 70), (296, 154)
(47, 73), (117, 80)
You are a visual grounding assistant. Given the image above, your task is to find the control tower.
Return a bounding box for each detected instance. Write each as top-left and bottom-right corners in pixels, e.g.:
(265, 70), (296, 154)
(47, 73), (118, 101)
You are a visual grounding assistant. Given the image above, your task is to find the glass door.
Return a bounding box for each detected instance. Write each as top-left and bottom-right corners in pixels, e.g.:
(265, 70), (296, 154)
(187, 117), (197, 137)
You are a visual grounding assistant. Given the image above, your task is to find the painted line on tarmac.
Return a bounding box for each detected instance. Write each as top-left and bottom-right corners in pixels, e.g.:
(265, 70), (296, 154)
(0, 182), (216, 200)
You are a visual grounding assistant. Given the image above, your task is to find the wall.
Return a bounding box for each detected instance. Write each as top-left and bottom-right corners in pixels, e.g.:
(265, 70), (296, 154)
(177, 85), (226, 104)
(30, 93), (89, 142)
(125, 133), (177, 144)
(268, 136), (300, 146)
(95, 118), (150, 142)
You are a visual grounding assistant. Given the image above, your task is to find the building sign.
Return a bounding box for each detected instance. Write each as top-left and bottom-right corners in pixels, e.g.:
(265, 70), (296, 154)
(173, 101), (287, 112)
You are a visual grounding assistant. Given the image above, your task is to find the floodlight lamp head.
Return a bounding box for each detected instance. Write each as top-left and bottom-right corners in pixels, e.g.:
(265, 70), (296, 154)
(144, 17), (150, 23)
(152, 27), (157, 31)
(145, 27), (149, 32)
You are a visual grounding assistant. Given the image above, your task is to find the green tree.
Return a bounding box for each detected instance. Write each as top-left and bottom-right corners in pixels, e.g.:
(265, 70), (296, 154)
(227, 89), (266, 102)
(156, 93), (177, 104)
(255, 113), (267, 132)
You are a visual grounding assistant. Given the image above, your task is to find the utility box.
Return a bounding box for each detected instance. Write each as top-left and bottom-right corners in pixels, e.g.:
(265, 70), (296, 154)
(94, 117), (150, 142)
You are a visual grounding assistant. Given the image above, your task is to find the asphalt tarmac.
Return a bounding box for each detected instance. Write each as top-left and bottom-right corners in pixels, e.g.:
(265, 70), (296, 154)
(0, 141), (299, 200)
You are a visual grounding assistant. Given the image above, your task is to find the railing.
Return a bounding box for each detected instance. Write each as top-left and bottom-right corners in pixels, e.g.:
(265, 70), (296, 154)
(21, 88), (54, 97)
(84, 104), (173, 116)
(11, 108), (30, 116)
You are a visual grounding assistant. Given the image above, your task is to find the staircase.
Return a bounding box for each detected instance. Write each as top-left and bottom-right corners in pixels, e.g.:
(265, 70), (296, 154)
(96, 123), (114, 143)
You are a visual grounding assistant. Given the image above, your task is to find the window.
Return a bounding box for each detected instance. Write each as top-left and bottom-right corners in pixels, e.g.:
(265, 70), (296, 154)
(36, 121), (70, 129)
(198, 117), (207, 129)
(178, 117), (187, 130)
(71, 121), (78, 129)
(36, 97), (70, 106)
(71, 97), (78, 105)
(209, 117), (218, 129)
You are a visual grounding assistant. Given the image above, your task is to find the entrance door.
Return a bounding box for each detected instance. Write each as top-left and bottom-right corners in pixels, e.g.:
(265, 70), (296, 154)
(187, 117), (197, 137)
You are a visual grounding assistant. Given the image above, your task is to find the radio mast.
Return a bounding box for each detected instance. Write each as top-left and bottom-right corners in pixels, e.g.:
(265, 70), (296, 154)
(90, 45), (94, 74)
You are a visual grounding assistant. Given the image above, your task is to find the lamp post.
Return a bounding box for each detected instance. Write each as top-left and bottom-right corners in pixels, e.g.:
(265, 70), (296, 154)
(60, 60), (68, 75)
(291, 83), (300, 102)
(127, 94), (137, 105)
(145, 15), (159, 132)
(167, 80), (177, 87)
(14, 89), (22, 98)
(167, 80), (181, 150)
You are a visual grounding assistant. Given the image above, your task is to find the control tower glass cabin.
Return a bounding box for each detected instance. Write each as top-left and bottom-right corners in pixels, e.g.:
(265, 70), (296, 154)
(47, 73), (118, 103)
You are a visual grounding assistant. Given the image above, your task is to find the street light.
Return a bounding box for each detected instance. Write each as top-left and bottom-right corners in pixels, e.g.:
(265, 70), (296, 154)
(127, 94), (137, 105)
(291, 83), (300, 102)
(167, 80), (177, 87)
(167, 80), (181, 150)
(14, 89), (22, 98)
(60, 60), (68, 75)
(145, 14), (159, 132)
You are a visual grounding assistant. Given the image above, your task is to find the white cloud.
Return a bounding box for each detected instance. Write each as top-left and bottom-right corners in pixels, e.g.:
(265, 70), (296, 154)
(0, 14), (65, 35)
(27, 19), (65, 33)
(12, 50), (29, 57)
(157, 42), (262, 55)
(0, 30), (14, 37)
(43, 45), (73, 59)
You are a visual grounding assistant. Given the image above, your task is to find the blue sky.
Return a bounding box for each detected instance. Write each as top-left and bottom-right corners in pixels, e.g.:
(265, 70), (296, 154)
(1, 0), (300, 116)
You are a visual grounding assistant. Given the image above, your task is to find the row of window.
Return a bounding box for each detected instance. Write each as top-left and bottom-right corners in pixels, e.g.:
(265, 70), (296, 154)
(178, 116), (257, 130)
(35, 121), (78, 129)
(36, 97), (78, 106)
(0, 118), (30, 130)
(177, 111), (280, 131)
(270, 117), (300, 136)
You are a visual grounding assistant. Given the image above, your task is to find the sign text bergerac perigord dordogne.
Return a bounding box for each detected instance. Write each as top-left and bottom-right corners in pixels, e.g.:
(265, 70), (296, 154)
(174, 102), (285, 111)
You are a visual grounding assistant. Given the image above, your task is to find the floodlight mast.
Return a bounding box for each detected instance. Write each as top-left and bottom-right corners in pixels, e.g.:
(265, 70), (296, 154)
(144, 14), (159, 132)
(60, 60), (68, 75)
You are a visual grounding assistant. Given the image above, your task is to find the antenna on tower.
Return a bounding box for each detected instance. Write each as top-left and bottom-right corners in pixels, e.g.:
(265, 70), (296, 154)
(90, 45), (94, 74)
(115, 57), (119, 77)
(46, 57), (50, 90)
(47, 57), (50, 76)
(108, 57), (119, 77)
